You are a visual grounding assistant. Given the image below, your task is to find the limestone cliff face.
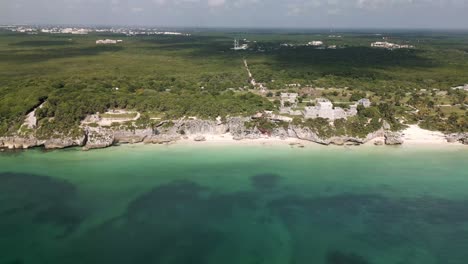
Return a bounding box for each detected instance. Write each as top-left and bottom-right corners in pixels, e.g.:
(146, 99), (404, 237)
(114, 128), (153, 144)
(0, 117), (397, 151)
(0, 137), (39, 149)
(287, 126), (385, 146)
(446, 133), (468, 145)
(0, 135), (85, 149)
(44, 136), (86, 149)
(384, 131), (404, 145)
(226, 117), (263, 140)
(288, 126), (327, 145)
(177, 120), (229, 135)
(83, 127), (114, 150)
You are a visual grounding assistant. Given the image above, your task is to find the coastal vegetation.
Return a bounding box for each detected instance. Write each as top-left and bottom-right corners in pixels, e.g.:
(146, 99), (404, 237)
(0, 29), (466, 138)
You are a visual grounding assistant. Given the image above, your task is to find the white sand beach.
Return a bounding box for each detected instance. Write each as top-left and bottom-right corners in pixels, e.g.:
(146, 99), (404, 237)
(401, 125), (451, 145)
(175, 136), (296, 148)
(175, 134), (318, 147)
(172, 125), (465, 148)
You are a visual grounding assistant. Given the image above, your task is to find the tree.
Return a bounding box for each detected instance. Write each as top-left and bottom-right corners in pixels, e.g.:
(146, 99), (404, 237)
(350, 91), (367, 101)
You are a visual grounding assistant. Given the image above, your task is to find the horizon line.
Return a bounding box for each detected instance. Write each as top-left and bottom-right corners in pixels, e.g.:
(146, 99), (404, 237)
(1, 23), (468, 32)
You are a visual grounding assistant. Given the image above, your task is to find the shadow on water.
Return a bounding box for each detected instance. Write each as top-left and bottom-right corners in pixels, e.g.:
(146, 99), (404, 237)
(0, 172), (85, 238)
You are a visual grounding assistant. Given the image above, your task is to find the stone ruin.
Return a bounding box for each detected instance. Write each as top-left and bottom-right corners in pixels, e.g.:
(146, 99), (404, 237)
(303, 98), (370, 121)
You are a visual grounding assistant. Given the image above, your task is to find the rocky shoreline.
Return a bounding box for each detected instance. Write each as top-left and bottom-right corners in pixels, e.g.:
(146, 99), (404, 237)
(0, 117), (466, 151)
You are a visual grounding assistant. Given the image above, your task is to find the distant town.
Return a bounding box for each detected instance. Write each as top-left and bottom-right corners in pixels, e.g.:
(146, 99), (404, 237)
(2, 25), (418, 51)
(0, 25), (190, 37)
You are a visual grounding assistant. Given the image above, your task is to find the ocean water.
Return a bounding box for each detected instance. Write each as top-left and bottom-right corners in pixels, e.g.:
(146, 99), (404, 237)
(0, 144), (467, 264)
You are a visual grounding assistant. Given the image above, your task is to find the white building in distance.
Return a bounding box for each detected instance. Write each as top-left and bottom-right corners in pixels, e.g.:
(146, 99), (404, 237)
(71, 29), (89, 35)
(451, 84), (468, 91)
(96, 39), (123, 44)
(232, 39), (248, 50)
(308, 41), (324, 46)
(371, 41), (414, 50)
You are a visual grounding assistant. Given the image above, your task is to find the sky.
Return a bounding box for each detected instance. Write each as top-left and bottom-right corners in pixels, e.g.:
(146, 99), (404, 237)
(1, 0), (468, 29)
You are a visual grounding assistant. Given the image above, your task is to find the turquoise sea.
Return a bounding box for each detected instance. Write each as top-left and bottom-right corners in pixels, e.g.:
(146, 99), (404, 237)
(0, 144), (467, 264)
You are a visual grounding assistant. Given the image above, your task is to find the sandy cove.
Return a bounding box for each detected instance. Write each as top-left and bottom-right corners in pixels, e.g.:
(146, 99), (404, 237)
(400, 125), (450, 145)
(172, 125), (466, 148)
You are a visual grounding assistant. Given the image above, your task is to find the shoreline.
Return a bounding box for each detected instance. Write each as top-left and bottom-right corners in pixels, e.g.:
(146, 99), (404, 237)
(167, 125), (466, 148)
(171, 134), (466, 148)
(1, 125), (466, 153)
(0, 135), (465, 154)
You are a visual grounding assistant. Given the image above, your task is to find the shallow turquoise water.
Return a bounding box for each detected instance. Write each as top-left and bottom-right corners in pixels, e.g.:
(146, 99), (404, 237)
(0, 144), (467, 264)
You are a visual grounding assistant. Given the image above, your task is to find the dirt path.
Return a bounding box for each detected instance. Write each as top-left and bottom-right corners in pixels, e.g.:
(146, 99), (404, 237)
(243, 59), (253, 79)
(244, 59), (267, 91)
(21, 102), (45, 130)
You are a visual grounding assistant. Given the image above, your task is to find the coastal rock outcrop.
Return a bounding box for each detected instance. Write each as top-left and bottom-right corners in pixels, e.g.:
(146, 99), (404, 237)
(446, 133), (468, 145)
(374, 140), (384, 146)
(288, 126), (328, 145)
(144, 134), (181, 144)
(286, 126), (386, 146)
(227, 117), (263, 140)
(384, 132), (404, 145)
(83, 128), (114, 150)
(0, 136), (39, 149)
(44, 136), (86, 149)
(7, 115), (461, 152)
(113, 128), (153, 144)
(194, 135), (207, 142)
(178, 120), (228, 135)
(0, 135), (85, 150)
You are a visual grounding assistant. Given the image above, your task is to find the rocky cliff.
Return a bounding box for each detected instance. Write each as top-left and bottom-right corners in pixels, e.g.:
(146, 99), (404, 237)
(384, 132), (404, 145)
(83, 127), (115, 150)
(0, 135), (85, 150)
(446, 133), (468, 145)
(2, 117), (461, 151)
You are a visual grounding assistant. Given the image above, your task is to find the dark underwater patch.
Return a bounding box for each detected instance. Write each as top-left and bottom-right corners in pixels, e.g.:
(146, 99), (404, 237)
(268, 193), (468, 225)
(326, 250), (371, 264)
(69, 180), (259, 264)
(269, 192), (468, 264)
(0, 172), (85, 237)
(127, 180), (257, 221)
(3, 259), (23, 264)
(251, 173), (281, 190)
(268, 193), (384, 222)
(432, 230), (468, 264)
